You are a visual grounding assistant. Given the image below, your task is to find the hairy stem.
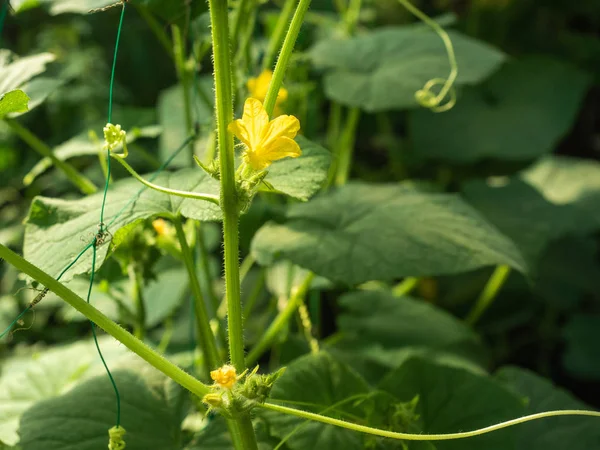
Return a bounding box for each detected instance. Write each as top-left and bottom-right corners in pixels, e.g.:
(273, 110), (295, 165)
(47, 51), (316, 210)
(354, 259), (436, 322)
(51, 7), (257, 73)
(262, 0), (296, 70)
(208, 1), (258, 448)
(0, 243), (211, 397)
(174, 216), (222, 376)
(110, 153), (219, 204)
(263, 0), (312, 117)
(6, 119), (97, 194)
(260, 402), (600, 441)
(332, 107), (360, 186)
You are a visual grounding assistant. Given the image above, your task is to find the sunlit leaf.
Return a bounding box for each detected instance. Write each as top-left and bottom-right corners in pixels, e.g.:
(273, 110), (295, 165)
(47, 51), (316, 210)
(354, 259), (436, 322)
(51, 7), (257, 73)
(0, 90), (29, 118)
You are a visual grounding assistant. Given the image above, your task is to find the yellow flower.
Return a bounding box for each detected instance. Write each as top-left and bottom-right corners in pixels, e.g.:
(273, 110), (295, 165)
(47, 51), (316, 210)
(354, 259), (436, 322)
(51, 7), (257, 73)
(152, 218), (168, 236)
(247, 70), (288, 107)
(228, 98), (301, 171)
(211, 364), (238, 389)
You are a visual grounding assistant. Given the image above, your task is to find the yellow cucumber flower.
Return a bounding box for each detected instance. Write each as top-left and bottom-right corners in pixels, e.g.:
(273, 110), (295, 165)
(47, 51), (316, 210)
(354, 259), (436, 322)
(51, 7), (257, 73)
(247, 70), (287, 115)
(211, 364), (238, 389)
(228, 98), (301, 171)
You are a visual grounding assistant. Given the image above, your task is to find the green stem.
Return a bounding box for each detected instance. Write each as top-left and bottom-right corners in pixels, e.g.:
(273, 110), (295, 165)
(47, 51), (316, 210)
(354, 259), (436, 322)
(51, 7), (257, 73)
(260, 402), (600, 441)
(173, 25), (195, 164)
(110, 153), (220, 204)
(174, 217), (222, 375)
(218, 254), (254, 319)
(332, 107), (360, 186)
(231, 0), (252, 52)
(246, 273), (314, 366)
(263, 0), (312, 117)
(6, 119), (97, 194)
(392, 277), (419, 297)
(262, 0), (296, 70)
(344, 0), (362, 34)
(0, 243), (211, 397)
(465, 265), (511, 326)
(134, 4), (174, 59)
(128, 262), (146, 339)
(208, 1), (258, 448)
(325, 102), (342, 152)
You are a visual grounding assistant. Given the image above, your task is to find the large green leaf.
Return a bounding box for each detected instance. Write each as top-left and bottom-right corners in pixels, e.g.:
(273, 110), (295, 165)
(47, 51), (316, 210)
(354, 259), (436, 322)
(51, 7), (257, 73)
(0, 52), (55, 94)
(380, 357), (524, 450)
(463, 178), (588, 267)
(333, 291), (487, 379)
(251, 183), (527, 285)
(495, 366), (600, 449)
(308, 27), (505, 111)
(0, 90), (29, 118)
(0, 338), (129, 446)
(561, 315), (600, 381)
(24, 168), (221, 282)
(264, 353), (369, 450)
(521, 155), (600, 230)
(262, 136), (331, 201)
(18, 370), (187, 450)
(409, 58), (592, 162)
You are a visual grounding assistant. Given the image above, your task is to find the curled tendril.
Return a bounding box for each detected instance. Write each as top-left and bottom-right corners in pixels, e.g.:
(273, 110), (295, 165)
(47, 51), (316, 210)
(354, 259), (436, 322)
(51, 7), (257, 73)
(103, 123), (128, 157)
(398, 0), (458, 113)
(108, 425), (126, 450)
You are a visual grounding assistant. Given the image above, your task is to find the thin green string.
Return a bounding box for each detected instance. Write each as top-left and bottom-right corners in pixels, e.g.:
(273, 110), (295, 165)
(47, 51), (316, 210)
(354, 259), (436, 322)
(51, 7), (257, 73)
(0, 1), (8, 45)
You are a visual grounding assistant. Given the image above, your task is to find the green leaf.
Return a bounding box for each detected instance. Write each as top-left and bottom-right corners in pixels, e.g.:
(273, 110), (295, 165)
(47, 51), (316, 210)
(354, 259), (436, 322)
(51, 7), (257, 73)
(14, 77), (63, 116)
(561, 314), (600, 381)
(251, 183), (527, 285)
(262, 136), (332, 201)
(0, 338), (130, 446)
(263, 353), (370, 450)
(495, 366), (600, 449)
(521, 155), (600, 230)
(463, 178), (587, 267)
(158, 80), (213, 167)
(0, 90), (29, 118)
(332, 290), (487, 380)
(380, 357), (524, 450)
(39, 0), (115, 14)
(18, 370), (187, 450)
(409, 57), (591, 162)
(309, 27), (505, 112)
(0, 52), (55, 94)
(24, 168), (221, 282)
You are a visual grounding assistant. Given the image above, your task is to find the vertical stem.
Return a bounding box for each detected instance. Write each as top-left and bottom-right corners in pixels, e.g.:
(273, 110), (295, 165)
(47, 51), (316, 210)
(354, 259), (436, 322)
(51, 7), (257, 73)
(173, 25), (195, 164)
(344, 0), (362, 33)
(134, 4), (174, 59)
(392, 277), (419, 297)
(128, 262), (146, 339)
(173, 216), (222, 376)
(465, 265), (511, 325)
(333, 107), (360, 186)
(5, 119), (97, 194)
(208, 1), (258, 448)
(263, 0), (312, 117)
(262, 0), (296, 70)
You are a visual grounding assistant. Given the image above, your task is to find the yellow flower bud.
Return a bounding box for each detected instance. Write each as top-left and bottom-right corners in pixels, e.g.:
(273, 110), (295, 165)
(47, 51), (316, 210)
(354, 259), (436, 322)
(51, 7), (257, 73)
(211, 364), (238, 389)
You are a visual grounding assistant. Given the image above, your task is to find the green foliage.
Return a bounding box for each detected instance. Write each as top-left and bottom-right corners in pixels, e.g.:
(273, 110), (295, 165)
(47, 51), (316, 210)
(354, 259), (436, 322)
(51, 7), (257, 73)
(496, 366), (600, 449)
(0, 90), (29, 118)
(18, 370), (188, 450)
(409, 58), (592, 162)
(252, 183), (527, 284)
(309, 26), (505, 111)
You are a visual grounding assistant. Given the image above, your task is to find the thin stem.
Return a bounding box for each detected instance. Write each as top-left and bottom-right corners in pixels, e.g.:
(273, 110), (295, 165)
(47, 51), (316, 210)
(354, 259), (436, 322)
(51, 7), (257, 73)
(333, 107), (360, 186)
(208, 1), (259, 448)
(392, 277), (419, 297)
(344, 0), (362, 34)
(246, 273), (314, 366)
(5, 119), (97, 194)
(110, 153), (220, 204)
(0, 243), (211, 398)
(173, 25), (195, 164)
(465, 265), (511, 325)
(128, 262), (146, 339)
(260, 402), (600, 441)
(297, 300), (319, 353)
(231, 0), (252, 52)
(262, 0), (296, 70)
(134, 4), (174, 59)
(263, 0), (312, 117)
(173, 216), (222, 375)
(325, 102), (342, 152)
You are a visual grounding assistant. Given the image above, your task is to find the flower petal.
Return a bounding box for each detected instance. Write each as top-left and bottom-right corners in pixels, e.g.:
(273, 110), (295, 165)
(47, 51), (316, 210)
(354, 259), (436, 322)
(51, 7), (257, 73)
(261, 114), (300, 148)
(228, 119), (251, 147)
(245, 135), (301, 170)
(242, 98), (269, 149)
